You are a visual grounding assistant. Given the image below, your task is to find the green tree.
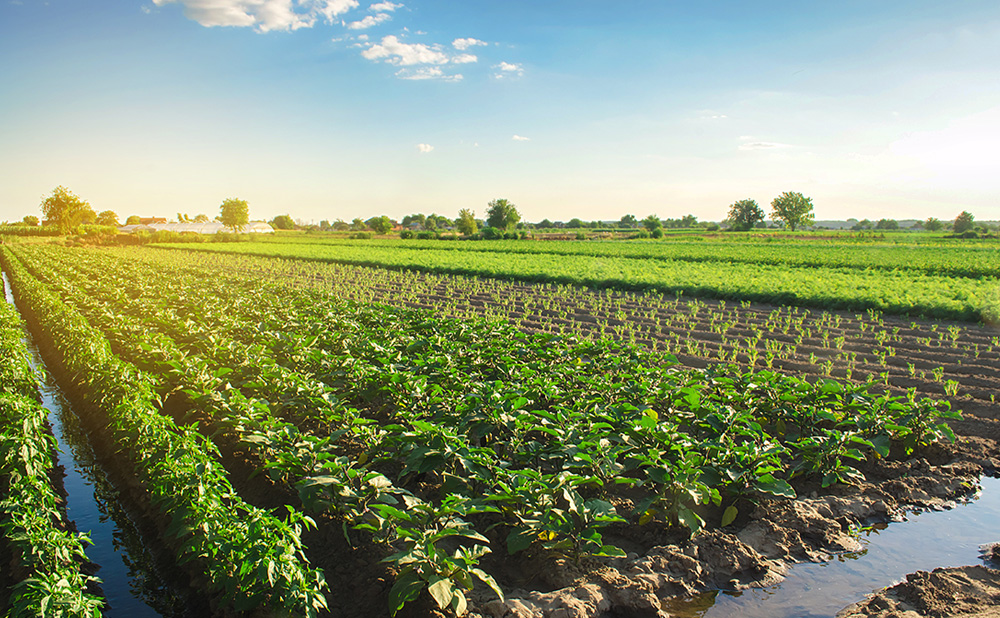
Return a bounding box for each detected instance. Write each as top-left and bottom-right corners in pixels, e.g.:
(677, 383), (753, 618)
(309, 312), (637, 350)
(642, 214), (662, 233)
(95, 210), (120, 227)
(953, 211), (975, 233)
(270, 214), (296, 230)
(41, 186), (96, 233)
(125, 215), (141, 225)
(22, 215), (39, 227)
(193, 213), (210, 223)
(537, 218), (554, 229)
(618, 214), (638, 228)
(456, 209), (478, 235)
(770, 192), (815, 231)
(486, 198), (520, 231)
(219, 197), (249, 232)
(566, 218), (585, 229)
(875, 218), (898, 230)
(350, 217), (367, 231)
(368, 215), (393, 235)
(923, 217), (943, 231)
(726, 199), (764, 231)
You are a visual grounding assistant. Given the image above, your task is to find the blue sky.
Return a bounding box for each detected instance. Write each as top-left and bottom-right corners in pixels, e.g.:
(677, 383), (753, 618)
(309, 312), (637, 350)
(2, 1), (999, 225)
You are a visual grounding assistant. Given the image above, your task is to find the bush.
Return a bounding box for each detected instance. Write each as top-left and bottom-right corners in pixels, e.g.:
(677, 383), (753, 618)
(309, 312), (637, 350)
(575, 231), (587, 240)
(350, 232), (372, 240)
(504, 231), (519, 240)
(651, 228), (664, 239)
(399, 230), (414, 239)
(480, 227), (504, 240)
(632, 229), (650, 239)
(416, 230), (438, 240)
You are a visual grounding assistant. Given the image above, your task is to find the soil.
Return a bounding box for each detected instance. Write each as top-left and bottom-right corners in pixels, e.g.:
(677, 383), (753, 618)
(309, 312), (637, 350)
(837, 566), (1000, 618)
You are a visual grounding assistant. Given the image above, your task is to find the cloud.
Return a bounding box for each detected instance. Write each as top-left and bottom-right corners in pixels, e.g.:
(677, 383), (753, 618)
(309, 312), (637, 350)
(347, 12), (389, 29)
(369, 1), (401, 10)
(512, 135), (530, 141)
(417, 143), (434, 153)
(493, 61), (524, 78)
(451, 53), (478, 64)
(452, 37), (487, 50)
(362, 35), (449, 65)
(152, 0), (359, 32)
(738, 141), (792, 150)
(396, 67), (463, 81)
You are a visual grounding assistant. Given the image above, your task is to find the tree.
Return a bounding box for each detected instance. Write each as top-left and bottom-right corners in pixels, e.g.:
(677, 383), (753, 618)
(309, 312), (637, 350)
(456, 209), (478, 235)
(770, 192), (814, 231)
(954, 211), (975, 233)
(619, 214), (638, 229)
(726, 199), (764, 231)
(350, 218), (367, 231)
(566, 218), (585, 229)
(41, 186), (96, 233)
(193, 214), (210, 223)
(125, 215), (141, 225)
(95, 210), (119, 227)
(22, 215), (39, 227)
(368, 215), (393, 235)
(270, 214), (296, 230)
(486, 198), (520, 231)
(642, 214), (662, 233)
(923, 217), (943, 231)
(219, 197), (249, 232)
(537, 218), (554, 229)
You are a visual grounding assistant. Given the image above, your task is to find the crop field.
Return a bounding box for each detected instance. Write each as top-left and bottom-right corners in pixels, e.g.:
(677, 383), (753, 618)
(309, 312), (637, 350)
(143, 246), (1000, 441)
(157, 236), (1000, 322)
(2, 239), (996, 617)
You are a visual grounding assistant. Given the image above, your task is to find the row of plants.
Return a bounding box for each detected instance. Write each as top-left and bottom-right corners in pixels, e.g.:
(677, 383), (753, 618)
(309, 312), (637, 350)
(252, 235), (1000, 278)
(1, 248), (329, 617)
(0, 288), (104, 617)
(12, 244), (962, 615)
(154, 240), (1000, 323)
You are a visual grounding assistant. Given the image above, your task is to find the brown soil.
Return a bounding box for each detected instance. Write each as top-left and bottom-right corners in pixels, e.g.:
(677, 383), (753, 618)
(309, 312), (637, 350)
(838, 566), (1000, 618)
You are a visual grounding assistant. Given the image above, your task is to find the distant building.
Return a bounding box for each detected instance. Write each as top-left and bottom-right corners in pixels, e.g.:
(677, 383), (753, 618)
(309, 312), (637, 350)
(138, 217), (168, 225)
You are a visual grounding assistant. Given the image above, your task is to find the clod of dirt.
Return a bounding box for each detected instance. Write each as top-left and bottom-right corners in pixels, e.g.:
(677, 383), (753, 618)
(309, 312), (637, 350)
(837, 566), (1000, 618)
(470, 456), (987, 618)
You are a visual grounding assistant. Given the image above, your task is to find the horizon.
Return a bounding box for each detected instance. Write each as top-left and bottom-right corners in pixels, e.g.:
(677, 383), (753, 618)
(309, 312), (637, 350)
(2, 1), (999, 225)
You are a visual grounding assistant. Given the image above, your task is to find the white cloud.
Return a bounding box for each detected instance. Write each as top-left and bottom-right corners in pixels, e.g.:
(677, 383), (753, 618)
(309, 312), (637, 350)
(152, 0), (358, 32)
(512, 135), (530, 141)
(739, 141), (792, 150)
(493, 61), (524, 78)
(396, 67), (463, 81)
(362, 35), (449, 65)
(347, 12), (389, 29)
(369, 1), (401, 10)
(417, 143), (434, 153)
(451, 53), (478, 64)
(452, 37), (487, 50)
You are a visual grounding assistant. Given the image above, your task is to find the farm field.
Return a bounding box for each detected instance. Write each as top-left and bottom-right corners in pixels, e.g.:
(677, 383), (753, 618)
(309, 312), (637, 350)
(156, 237), (1000, 323)
(2, 240), (998, 617)
(145, 246), (1000, 443)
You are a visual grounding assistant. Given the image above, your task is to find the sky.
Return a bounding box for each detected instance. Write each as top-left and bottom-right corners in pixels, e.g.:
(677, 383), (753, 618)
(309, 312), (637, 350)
(2, 1), (999, 225)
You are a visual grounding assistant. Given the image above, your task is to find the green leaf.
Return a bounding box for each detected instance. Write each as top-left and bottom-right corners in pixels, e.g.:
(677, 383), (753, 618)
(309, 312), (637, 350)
(721, 505), (738, 527)
(427, 576), (455, 610)
(388, 571), (424, 616)
(506, 527), (536, 554)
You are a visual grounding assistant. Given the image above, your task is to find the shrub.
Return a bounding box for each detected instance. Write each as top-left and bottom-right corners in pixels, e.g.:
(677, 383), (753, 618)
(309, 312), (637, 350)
(399, 230), (415, 239)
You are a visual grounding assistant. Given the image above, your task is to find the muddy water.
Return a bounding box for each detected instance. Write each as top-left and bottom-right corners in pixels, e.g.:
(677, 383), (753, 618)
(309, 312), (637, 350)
(3, 273), (198, 617)
(664, 476), (1000, 618)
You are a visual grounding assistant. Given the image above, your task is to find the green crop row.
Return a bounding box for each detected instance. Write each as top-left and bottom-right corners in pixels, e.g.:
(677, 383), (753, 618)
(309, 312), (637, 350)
(1, 248), (329, 617)
(253, 235), (1000, 278)
(0, 291), (104, 618)
(155, 240), (1000, 323)
(12, 244), (963, 614)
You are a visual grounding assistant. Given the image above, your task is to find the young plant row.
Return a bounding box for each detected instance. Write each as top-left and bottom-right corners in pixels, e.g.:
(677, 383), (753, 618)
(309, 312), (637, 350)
(0, 248), (329, 617)
(254, 235), (1000, 279)
(126, 246), (1000, 409)
(0, 288), (104, 618)
(12, 244), (962, 615)
(155, 240), (1000, 323)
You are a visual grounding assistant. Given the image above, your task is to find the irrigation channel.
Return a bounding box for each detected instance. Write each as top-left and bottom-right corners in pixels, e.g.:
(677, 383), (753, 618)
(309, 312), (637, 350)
(3, 270), (1000, 618)
(3, 273), (205, 618)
